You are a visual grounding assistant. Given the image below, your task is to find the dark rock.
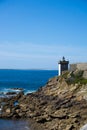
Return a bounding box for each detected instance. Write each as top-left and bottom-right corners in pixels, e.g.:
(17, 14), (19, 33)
(6, 92), (17, 95)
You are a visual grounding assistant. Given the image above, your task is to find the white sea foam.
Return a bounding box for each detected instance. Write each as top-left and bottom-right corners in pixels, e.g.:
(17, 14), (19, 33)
(3, 88), (22, 93)
(25, 126), (29, 129)
(1, 88), (22, 93)
(0, 88), (23, 98)
(24, 90), (35, 95)
(0, 87), (36, 98)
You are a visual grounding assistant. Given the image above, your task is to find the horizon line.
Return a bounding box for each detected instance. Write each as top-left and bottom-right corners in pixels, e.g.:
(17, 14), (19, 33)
(0, 68), (58, 71)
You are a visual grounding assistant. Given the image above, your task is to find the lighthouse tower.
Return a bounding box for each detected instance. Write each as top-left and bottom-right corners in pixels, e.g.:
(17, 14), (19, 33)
(58, 57), (69, 76)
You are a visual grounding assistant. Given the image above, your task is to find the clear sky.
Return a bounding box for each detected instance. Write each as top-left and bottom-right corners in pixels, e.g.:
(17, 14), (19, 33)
(0, 0), (87, 69)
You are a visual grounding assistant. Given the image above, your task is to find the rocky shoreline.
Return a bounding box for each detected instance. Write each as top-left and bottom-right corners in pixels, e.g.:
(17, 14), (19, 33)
(1, 70), (87, 130)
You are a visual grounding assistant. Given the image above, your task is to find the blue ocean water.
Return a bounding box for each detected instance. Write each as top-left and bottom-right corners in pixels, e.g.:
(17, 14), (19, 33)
(0, 69), (58, 130)
(0, 69), (58, 93)
(0, 119), (29, 130)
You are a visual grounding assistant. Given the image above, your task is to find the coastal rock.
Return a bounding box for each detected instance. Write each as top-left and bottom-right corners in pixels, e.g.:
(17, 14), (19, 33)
(80, 124), (87, 130)
(1, 70), (87, 129)
(83, 70), (87, 79)
(6, 92), (17, 95)
(6, 108), (11, 114)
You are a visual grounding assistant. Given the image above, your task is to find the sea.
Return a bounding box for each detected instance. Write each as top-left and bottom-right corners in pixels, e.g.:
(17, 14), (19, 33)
(0, 69), (58, 130)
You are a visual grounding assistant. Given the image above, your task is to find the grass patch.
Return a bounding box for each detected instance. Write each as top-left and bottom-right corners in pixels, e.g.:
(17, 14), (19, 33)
(62, 71), (69, 79)
(62, 70), (87, 85)
(74, 77), (87, 85)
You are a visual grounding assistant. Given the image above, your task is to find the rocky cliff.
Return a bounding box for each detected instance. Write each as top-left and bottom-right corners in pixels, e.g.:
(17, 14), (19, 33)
(1, 69), (87, 130)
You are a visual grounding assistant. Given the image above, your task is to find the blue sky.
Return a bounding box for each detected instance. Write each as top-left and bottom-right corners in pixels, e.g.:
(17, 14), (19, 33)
(0, 0), (87, 69)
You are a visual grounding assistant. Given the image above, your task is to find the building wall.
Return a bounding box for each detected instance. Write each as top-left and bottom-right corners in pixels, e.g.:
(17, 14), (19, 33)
(61, 63), (68, 72)
(58, 62), (69, 75)
(70, 63), (87, 71)
(70, 64), (77, 71)
(58, 64), (61, 76)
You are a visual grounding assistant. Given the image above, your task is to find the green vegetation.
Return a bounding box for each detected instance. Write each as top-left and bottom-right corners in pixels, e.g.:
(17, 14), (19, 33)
(62, 71), (69, 79)
(62, 70), (87, 85)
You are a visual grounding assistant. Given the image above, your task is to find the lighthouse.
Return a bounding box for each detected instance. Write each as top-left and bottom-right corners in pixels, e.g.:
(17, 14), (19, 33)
(58, 57), (69, 76)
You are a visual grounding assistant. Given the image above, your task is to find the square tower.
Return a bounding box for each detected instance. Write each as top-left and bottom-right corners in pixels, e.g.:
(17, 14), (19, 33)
(58, 57), (69, 76)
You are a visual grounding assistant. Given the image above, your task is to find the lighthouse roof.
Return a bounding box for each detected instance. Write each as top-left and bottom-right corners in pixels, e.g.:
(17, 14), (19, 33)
(58, 57), (69, 64)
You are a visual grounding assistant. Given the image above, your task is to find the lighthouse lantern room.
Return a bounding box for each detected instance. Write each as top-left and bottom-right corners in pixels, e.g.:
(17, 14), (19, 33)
(58, 57), (69, 76)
